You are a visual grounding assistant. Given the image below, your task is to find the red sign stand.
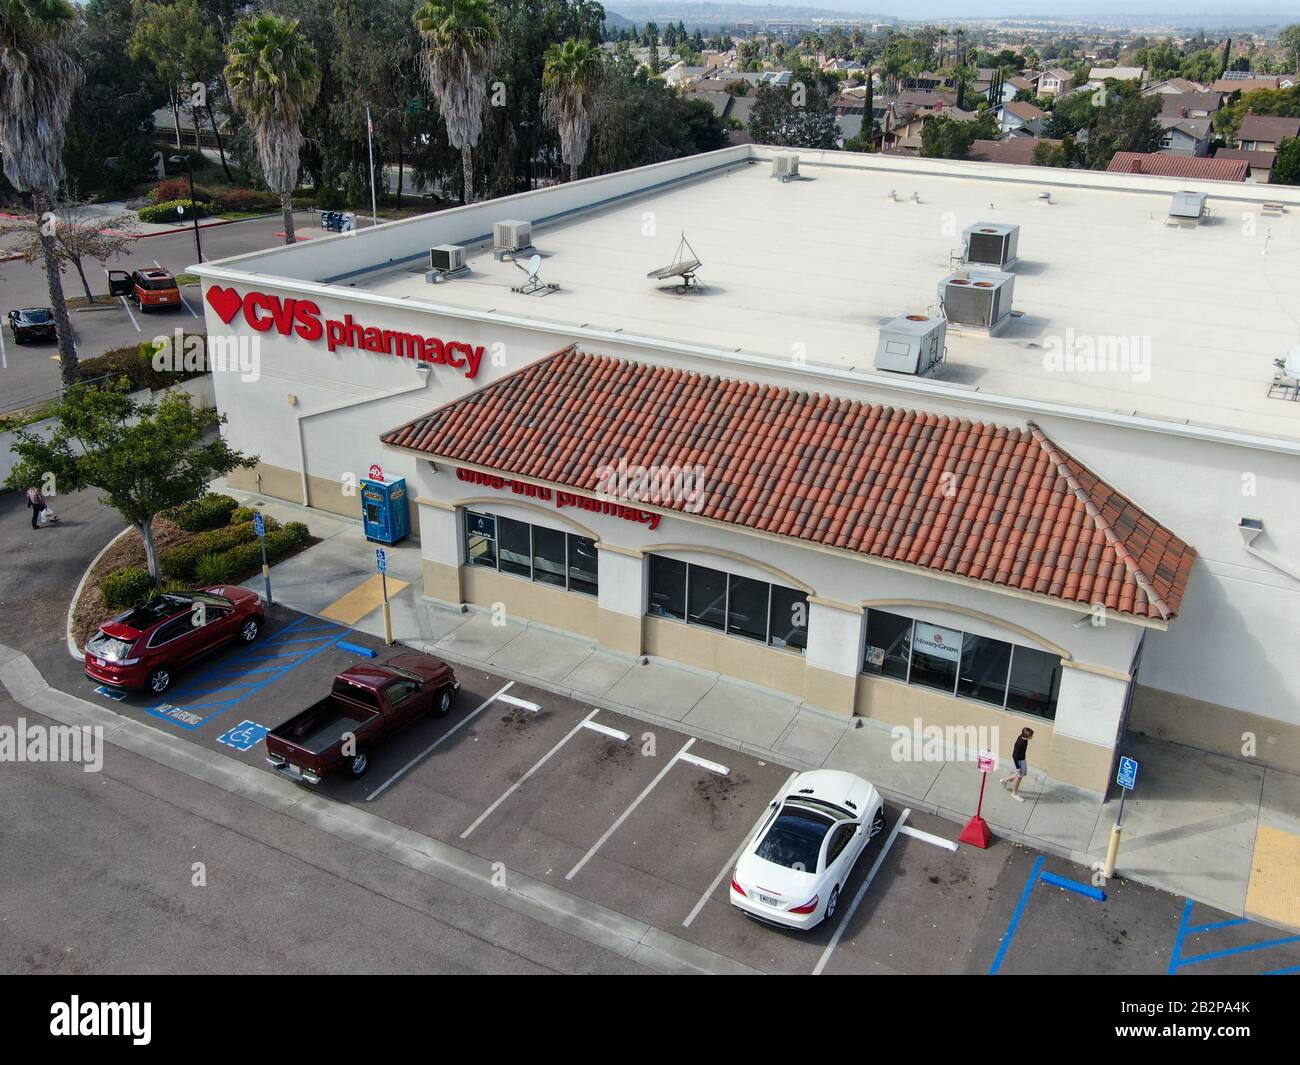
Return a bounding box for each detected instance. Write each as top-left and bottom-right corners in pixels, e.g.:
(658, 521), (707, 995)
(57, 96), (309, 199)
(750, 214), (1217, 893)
(959, 766), (993, 849)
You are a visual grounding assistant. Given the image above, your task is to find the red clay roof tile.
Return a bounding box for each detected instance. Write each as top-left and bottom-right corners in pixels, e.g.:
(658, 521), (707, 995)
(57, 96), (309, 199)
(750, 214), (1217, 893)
(381, 349), (1195, 620)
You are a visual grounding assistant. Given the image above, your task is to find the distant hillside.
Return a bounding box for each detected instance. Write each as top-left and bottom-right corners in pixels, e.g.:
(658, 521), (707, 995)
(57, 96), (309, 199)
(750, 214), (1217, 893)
(605, 4), (887, 29)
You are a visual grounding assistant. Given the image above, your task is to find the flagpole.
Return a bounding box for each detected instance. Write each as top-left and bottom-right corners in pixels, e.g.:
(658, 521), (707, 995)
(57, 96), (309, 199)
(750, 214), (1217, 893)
(366, 105), (378, 227)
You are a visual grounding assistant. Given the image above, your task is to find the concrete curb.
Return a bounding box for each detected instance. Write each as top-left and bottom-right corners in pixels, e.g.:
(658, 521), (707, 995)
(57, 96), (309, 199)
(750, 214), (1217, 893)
(65, 523), (135, 660)
(0, 640), (763, 975)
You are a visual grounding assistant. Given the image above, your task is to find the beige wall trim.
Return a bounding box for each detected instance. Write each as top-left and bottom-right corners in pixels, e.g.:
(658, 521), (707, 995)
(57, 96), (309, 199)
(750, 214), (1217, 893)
(596, 541), (644, 559)
(395, 451), (1168, 631)
(647, 543), (815, 594)
(1061, 659), (1131, 682)
(415, 496), (459, 512)
(860, 599), (1074, 660)
(450, 496), (599, 539)
(808, 595), (864, 615)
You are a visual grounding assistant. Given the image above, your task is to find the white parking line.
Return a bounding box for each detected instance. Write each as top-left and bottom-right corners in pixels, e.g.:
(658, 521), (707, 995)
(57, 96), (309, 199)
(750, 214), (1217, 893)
(679, 751), (729, 776)
(900, 825), (959, 852)
(366, 681), (512, 802)
(683, 770), (797, 928)
(566, 738), (697, 881)
(179, 293), (199, 318)
(120, 296), (140, 332)
(0, 324), (7, 369)
(812, 807), (911, 976)
(496, 693), (540, 713)
(580, 719), (630, 742)
(460, 708), (599, 838)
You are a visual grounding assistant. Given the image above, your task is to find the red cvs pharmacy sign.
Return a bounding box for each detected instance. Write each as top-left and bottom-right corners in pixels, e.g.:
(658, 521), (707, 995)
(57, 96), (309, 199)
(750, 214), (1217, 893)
(205, 285), (484, 378)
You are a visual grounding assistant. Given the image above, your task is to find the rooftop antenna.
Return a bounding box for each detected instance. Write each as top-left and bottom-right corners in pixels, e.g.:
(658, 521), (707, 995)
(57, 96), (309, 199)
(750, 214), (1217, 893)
(511, 253), (559, 296)
(647, 232), (703, 294)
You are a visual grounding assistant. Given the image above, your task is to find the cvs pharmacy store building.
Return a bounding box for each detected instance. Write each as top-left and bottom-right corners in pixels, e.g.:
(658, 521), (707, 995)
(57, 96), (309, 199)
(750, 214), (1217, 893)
(379, 347), (1194, 794)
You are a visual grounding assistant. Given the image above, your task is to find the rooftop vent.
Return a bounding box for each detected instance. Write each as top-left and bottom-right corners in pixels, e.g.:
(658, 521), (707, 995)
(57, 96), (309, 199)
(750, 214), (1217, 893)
(427, 244), (467, 282)
(938, 270), (1015, 335)
(1169, 190), (1207, 222)
(493, 219), (533, 256)
(963, 222), (1020, 268)
(874, 314), (947, 377)
(772, 153), (799, 182)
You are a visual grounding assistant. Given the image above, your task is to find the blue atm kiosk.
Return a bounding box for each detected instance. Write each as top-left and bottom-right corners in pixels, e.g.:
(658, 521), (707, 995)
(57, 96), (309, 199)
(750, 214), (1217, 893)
(361, 477), (410, 545)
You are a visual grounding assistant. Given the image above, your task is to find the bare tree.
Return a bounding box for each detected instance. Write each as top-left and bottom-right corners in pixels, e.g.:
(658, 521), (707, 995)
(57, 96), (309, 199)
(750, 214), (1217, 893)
(0, 200), (140, 305)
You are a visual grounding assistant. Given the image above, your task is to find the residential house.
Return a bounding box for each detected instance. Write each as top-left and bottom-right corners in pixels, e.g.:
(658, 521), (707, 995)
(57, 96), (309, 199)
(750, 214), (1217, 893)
(1106, 151), (1248, 182)
(1238, 114), (1300, 154)
(1031, 68), (1074, 97)
(1089, 65), (1146, 85)
(995, 100), (1046, 137)
(1211, 148), (1276, 183)
(967, 137), (1065, 166)
(1159, 93), (1223, 119)
(1158, 116), (1213, 157)
(1144, 77), (1206, 95)
(1210, 75), (1297, 94)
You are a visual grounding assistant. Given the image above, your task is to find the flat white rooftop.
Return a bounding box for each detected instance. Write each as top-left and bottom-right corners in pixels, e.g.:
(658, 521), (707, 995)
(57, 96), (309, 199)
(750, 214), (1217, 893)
(219, 150), (1300, 442)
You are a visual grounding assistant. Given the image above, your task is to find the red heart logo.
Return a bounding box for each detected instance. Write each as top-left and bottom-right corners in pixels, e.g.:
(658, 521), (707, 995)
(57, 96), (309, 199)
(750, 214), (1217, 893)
(205, 285), (243, 324)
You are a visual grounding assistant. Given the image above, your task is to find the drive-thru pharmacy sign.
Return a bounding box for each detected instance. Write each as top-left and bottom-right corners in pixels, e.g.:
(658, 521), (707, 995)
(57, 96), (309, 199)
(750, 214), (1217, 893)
(204, 285), (485, 378)
(456, 467), (663, 530)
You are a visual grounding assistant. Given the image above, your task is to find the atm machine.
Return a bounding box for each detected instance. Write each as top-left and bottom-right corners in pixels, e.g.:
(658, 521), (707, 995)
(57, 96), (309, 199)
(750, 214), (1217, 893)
(360, 477), (410, 545)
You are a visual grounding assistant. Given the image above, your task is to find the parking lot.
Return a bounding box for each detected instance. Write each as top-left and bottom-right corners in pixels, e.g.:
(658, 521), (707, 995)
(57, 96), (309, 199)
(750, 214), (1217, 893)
(78, 602), (1300, 977)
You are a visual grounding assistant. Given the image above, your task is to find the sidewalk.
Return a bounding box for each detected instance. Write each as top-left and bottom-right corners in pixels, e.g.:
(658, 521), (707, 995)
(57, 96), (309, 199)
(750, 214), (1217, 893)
(224, 484), (1300, 929)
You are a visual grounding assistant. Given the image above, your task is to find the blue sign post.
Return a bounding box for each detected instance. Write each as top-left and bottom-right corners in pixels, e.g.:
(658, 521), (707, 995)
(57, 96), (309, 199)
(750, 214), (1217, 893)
(376, 548), (392, 646)
(1104, 755), (1140, 878)
(254, 511), (272, 605)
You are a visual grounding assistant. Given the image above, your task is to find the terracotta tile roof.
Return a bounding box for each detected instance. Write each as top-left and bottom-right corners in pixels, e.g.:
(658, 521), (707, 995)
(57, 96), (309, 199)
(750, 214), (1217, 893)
(1106, 151), (1248, 182)
(382, 349), (1195, 620)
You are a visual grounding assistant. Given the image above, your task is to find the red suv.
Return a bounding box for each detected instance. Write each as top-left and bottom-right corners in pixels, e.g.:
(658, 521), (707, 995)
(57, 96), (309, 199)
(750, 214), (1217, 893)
(107, 268), (182, 311)
(84, 587), (264, 695)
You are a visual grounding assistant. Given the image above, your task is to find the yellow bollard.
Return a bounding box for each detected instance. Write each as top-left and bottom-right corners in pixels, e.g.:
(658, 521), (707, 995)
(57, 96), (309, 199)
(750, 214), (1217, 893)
(1104, 823), (1122, 879)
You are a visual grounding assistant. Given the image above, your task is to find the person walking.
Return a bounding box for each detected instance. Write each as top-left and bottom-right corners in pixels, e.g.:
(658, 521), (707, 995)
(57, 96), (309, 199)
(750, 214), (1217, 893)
(1001, 727), (1034, 801)
(26, 485), (47, 530)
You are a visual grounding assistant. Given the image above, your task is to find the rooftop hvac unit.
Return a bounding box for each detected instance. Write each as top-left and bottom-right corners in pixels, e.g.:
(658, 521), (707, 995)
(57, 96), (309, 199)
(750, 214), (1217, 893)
(1169, 190), (1206, 220)
(493, 219), (533, 253)
(963, 222), (1020, 268)
(772, 153), (799, 181)
(874, 314), (947, 377)
(427, 244), (468, 282)
(939, 271), (1016, 334)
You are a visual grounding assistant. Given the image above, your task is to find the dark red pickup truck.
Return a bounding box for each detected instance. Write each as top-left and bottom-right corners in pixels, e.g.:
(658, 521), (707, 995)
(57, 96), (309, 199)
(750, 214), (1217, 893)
(264, 653), (458, 783)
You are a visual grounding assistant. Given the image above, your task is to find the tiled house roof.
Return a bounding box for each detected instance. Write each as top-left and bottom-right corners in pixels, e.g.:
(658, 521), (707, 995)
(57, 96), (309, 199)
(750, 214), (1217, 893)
(1107, 151), (1248, 181)
(383, 349), (1195, 620)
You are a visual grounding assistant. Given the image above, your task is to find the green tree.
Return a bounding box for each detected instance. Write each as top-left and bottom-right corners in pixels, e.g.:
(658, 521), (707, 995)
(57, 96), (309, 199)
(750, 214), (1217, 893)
(1084, 84), (1162, 169)
(1280, 25), (1300, 73)
(0, 0), (83, 387)
(920, 114), (995, 159)
(0, 197), (140, 304)
(413, 0), (500, 205)
(225, 13), (321, 243)
(1272, 136), (1300, 185)
(4, 384), (257, 585)
(748, 72), (840, 149)
(543, 38), (603, 182)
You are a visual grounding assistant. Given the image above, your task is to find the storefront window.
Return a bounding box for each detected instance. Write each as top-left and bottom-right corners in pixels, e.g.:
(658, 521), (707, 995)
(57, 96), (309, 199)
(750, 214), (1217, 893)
(957, 634), (1013, 707)
(769, 586), (809, 652)
(499, 517), (532, 578)
(1006, 646), (1062, 719)
(647, 553), (807, 655)
(909, 621), (962, 693)
(567, 535), (598, 597)
(863, 609), (912, 681)
(465, 511), (497, 569)
(863, 608), (1060, 721)
(649, 555), (686, 619)
(462, 511), (598, 597)
(726, 575), (769, 642)
(532, 525), (567, 587)
(687, 565), (727, 631)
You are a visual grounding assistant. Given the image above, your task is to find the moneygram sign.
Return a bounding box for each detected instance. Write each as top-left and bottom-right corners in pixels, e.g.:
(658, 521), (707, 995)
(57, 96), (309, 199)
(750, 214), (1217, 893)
(204, 285), (485, 378)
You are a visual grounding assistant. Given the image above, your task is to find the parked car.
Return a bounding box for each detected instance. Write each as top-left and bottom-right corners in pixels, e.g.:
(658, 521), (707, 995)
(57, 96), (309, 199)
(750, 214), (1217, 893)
(730, 770), (886, 930)
(264, 654), (459, 784)
(7, 307), (56, 343)
(107, 267), (182, 311)
(84, 587), (264, 695)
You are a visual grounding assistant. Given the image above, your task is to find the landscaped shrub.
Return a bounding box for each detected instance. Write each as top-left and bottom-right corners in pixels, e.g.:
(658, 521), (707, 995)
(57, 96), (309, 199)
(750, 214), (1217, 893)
(212, 187), (278, 212)
(160, 521), (257, 580)
(164, 493), (238, 532)
(219, 541), (264, 575)
(193, 552), (235, 585)
(80, 336), (208, 392)
(230, 506), (255, 524)
(149, 178), (215, 204)
(100, 567), (153, 610)
(137, 198), (215, 223)
(263, 522), (309, 562)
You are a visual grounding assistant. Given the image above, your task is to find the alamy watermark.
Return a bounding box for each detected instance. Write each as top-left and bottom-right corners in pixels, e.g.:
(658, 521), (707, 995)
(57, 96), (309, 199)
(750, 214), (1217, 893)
(0, 719), (103, 772)
(594, 458), (707, 513)
(150, 329), (261, 382)
(1042, 328), (1151, 384)
(890, 718), (1000, 763)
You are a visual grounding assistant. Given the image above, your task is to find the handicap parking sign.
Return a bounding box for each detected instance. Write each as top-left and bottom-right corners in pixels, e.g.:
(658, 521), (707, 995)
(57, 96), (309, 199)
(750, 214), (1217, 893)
(254, 512), (265, 537)
(375, 548), (387, 574)
(217, 720), (271, 752)
(1117, 755), (1139, 790)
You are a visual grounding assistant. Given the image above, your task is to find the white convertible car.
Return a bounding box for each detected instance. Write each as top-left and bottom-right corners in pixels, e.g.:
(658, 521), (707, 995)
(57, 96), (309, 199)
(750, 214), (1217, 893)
(730, 770), (886, 930)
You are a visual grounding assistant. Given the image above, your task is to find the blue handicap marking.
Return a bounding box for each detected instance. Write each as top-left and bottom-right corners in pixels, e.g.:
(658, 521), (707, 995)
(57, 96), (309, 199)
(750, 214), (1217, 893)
(217, 720), (270, 752)
(254, 512), (265, 537)
(375, 547), (387, 574)
(1117, 755), (1139, 790)
(94, 685), (127, 702)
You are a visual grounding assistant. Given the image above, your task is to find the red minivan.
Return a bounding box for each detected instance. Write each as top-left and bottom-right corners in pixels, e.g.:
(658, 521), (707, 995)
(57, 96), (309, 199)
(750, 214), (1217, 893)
(107, 268), (182, 311)
(85, 587), (264, 695)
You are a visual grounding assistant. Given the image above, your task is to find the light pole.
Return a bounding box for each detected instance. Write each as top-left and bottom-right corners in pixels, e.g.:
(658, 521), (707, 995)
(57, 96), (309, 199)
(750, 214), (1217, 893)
(170, 154), (203, 263)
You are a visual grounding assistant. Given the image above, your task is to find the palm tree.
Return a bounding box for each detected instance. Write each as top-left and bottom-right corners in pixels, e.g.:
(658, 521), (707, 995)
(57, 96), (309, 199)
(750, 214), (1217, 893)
(413, 0), (499, 206)
(542, 39), (602, 184)
(225, 13), (320, 245)
(0, 0), (83, 387)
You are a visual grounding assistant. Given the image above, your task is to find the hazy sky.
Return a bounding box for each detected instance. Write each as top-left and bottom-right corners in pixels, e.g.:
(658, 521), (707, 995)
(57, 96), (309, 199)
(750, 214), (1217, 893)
(614, 1), (1297, 18)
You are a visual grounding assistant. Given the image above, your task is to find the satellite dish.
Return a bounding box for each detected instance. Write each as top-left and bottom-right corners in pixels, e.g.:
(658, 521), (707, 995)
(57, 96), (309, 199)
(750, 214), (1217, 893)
(1285, 346), (1300, 377)
(524, 253), (542, 280)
